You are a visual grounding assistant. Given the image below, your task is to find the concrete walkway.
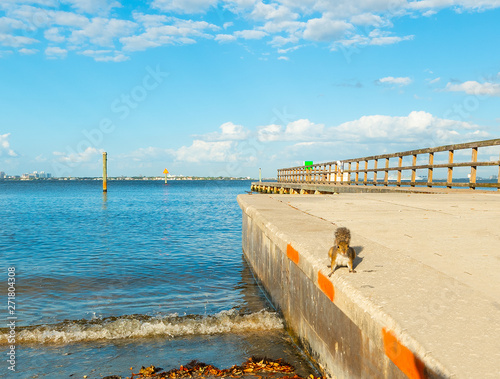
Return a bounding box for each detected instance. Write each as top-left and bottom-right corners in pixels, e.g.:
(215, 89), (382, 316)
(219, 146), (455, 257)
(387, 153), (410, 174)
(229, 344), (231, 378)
(242, 192), (500, 378)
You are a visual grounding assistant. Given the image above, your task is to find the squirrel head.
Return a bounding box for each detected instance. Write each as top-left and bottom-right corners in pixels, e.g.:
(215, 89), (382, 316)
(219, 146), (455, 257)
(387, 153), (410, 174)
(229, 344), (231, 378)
(336, 241), (350, 255)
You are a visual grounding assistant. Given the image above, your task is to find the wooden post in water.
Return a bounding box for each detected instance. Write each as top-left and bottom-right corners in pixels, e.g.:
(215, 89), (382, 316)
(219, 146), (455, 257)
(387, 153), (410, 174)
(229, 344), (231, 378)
(103, 152), (107, 192)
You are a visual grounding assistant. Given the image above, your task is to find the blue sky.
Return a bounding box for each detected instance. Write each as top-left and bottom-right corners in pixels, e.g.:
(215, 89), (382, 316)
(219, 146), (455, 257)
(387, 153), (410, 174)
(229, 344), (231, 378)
(0, 0), (499, 178)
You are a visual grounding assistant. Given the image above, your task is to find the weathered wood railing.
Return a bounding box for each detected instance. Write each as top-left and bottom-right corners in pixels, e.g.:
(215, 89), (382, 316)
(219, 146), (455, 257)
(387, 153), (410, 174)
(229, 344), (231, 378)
(277, 138), (500, 190)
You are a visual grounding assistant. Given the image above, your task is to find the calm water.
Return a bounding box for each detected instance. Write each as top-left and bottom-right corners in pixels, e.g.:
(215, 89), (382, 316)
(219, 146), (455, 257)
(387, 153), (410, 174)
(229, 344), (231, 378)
(0, 180), (317, 378)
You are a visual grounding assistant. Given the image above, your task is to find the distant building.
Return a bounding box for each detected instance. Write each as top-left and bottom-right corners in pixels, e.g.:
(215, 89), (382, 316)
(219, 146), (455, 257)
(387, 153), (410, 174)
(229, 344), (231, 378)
(21, 171), (52, 179)
(0, 171), (5, 179)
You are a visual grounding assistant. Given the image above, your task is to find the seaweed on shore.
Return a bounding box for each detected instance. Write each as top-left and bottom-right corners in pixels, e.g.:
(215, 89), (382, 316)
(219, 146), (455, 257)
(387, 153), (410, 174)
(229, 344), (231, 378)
(122, 357), (325, 379)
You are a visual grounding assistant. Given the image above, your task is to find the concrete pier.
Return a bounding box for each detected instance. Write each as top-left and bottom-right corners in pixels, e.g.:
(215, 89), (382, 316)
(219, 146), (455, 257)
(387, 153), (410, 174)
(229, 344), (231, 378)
(238, 192), (500, 379)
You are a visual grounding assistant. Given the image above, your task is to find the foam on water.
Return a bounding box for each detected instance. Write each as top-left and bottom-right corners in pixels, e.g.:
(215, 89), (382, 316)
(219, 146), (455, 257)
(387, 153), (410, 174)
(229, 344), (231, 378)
(0, 310), (283, 345)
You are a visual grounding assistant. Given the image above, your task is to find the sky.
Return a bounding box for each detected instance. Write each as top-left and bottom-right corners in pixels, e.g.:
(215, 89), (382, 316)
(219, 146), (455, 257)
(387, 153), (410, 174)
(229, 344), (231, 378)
(0, 0), (499, 178)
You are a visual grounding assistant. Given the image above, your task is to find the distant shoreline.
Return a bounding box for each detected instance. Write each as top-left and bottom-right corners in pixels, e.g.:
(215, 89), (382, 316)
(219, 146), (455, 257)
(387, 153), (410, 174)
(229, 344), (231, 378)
(0, 177), (263, 181)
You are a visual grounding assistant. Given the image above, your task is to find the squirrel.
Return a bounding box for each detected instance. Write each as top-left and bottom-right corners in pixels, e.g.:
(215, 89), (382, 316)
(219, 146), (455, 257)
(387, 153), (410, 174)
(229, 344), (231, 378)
(328, 227), (356, 276)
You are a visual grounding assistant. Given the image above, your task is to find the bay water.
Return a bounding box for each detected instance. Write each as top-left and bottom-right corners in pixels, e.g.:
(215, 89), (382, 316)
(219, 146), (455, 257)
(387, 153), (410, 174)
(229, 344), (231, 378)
(0, 180), (317, 378)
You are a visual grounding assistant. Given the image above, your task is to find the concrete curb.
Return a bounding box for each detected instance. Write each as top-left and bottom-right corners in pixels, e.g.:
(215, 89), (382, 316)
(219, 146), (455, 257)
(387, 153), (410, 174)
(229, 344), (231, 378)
(238, 194), (461, 379)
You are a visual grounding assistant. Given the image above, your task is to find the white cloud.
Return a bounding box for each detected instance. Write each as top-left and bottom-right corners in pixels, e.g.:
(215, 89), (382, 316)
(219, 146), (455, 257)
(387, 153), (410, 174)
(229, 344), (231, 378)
(377, 76), (412, 86)
(0, 17), (26, 32)
(19, 47), (38, 54)
(44, 27), (65, 43)
(258, 119), (325, 142)
(132, 12), (168, 28)
(152, 0), (218, 14)
(234, 29), (267, 39)
(260, 19), (303, 34)
(63, 0), (121, 15)
(333, 111), (486, 144)
(368, 29), (414, 45)
(270, 34), (300, 47)
(53, 146), (102, 163)
(445, 80), (500, 97)
(120, 34), (163, 51)
(0, 133), (18, 157)
(45, 46), (67, 58)
(277, 44), (302, 54)
(175, 140), (239, 163)
(278, 56), (289, 60)
(79, 49), (129, 62)
(50, 11), (89, 28)
(69, 17), (137, 47)
(332, 29), (414, 50)
(303, 17), (353, 42)
(215, 33), (237, 43)
(250, 2), (298, 21)
(195, 122), (251, 141)
(121, 19), (217, 51)
(407, 0), (500, 13)
(0, 33), (38, 47)
(350, 13), (391, 27)
(257, 124), (282, 142)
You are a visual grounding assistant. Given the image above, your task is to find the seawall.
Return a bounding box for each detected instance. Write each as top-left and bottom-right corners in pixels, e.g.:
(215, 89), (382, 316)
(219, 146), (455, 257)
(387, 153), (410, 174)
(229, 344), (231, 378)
(238, 192), (500, 379)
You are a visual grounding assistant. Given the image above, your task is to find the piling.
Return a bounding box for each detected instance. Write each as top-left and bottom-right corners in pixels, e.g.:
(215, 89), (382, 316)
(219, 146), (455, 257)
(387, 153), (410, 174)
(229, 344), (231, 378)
(103, 152), (107, 192)
(163, 168), (169, 184)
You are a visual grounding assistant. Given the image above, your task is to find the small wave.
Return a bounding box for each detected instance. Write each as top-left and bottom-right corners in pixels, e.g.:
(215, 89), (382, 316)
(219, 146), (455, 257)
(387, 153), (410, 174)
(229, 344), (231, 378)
(0, 310), (283, 345)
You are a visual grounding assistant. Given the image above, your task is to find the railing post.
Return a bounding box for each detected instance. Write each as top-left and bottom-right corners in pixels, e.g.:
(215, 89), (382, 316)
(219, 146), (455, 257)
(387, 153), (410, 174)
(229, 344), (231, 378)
(498, 151), (500, 191)
(364, 160), (368, 185)
(411, 154), (417, 187)
(470, 147), (478, 190)
(355, 161), (359, 185)
(427, 152), (434, 187)
(384, 158), (389, 186)
(447, 149), (454, 189)
(328, 164), (331, 182)
(347, 162), (352, 185)
(373, 159), (378, 186)
(397, 156), (402, 187)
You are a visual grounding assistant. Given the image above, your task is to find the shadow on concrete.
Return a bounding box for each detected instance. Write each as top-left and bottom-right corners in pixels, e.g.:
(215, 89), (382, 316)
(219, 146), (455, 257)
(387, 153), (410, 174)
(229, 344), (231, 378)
(352, 246), (364, 270)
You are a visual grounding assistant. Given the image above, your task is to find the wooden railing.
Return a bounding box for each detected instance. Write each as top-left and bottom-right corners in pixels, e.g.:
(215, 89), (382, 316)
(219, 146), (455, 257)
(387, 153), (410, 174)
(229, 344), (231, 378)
(277, 138), (500, 190)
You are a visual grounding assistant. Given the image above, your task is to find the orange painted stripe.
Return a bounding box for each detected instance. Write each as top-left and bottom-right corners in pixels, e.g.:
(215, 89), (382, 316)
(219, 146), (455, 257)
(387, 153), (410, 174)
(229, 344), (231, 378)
(382, 328), (427, 379)
(286, 244), (300, 265)
(317, 271), (335, 302)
